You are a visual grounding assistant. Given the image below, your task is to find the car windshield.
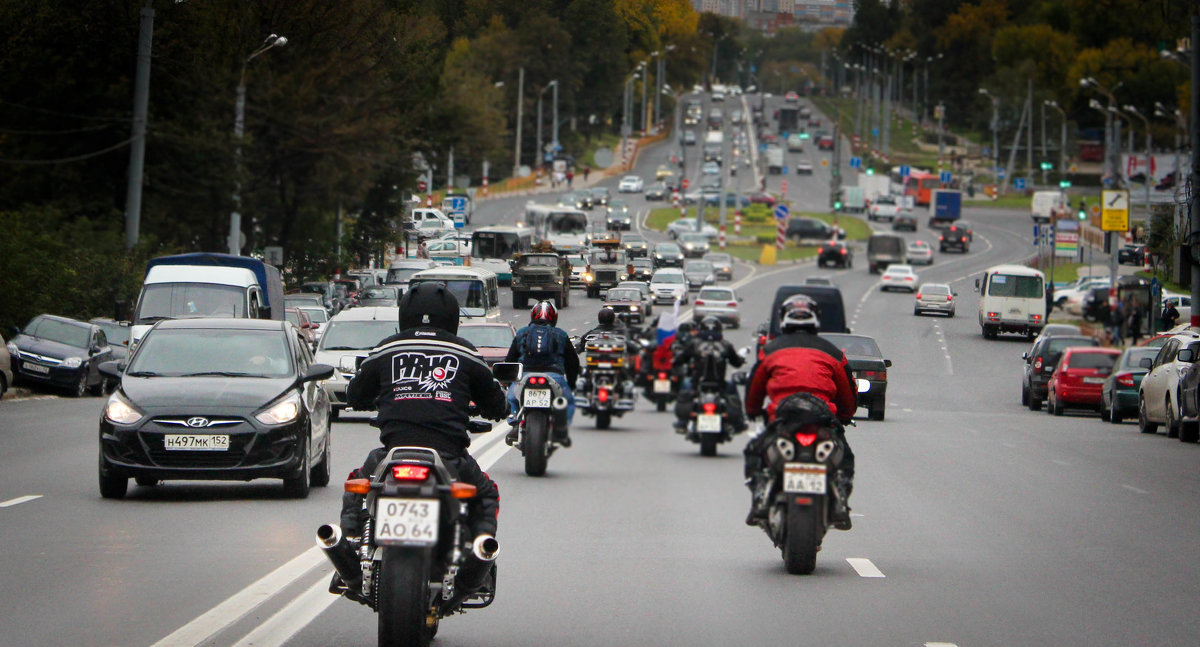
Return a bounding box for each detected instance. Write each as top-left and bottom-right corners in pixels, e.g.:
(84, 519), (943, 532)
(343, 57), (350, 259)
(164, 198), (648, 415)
(825, 335), (882, 358)
(1066, 352), (1116, 370)
(520, 255), (559, 267)
(631, 259), (652, 269)
(698, 288), (733, 300)
(470, 232), (523, 259)
(706, 254), (731, 264)
(606, 289), (641, 301)
(588, 250), (627, 264)
(681, 234), (708, 244)
(386, 267), (425, 284)
(567, 256), (587, 267)
(624, 235), (645, 243)
(297, 307), (328, 323)
(129, 329), (292, 378)
(24, 317), (90, 348)
(988, 274), (1044, 298)
(409, 279), (486, 312)
(921, 284), (951, 295)
(135, 283), (247, 323)
(459, 326), (515, 349)
(654, 273), (684, 284)
(319, 320), (400, 351)
(549, 213), (588, 234)
(1045, 338), (1095, 356)
(685, 261), (713, 272)
(361, 287), (398, 300)
(656, 244), (680, 254)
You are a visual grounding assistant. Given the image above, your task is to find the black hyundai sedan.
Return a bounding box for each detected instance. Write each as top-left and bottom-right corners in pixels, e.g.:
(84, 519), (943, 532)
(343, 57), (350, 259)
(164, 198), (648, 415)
(97, 319), (333, 499)
(8, 314), (115, 397)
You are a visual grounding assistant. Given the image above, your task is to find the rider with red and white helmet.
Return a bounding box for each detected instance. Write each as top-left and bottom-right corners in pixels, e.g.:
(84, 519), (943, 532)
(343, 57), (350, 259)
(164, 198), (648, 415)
(504, 300), (580, 445)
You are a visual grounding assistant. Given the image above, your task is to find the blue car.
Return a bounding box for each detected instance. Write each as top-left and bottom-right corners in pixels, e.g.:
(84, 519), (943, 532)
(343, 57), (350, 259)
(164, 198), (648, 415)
(8, 314), (115, 397)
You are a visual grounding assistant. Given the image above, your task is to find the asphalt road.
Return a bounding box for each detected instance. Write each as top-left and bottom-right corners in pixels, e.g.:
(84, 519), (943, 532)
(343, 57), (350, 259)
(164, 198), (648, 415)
(3, 93), (1199, 647)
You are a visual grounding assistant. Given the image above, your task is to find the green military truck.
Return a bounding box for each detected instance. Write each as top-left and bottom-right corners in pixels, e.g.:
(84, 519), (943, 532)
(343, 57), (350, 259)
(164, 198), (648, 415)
(510, 252), (571, 308)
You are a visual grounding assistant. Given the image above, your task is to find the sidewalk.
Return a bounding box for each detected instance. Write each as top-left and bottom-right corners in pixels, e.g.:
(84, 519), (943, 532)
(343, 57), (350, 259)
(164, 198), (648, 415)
(475, 134), (667, 203)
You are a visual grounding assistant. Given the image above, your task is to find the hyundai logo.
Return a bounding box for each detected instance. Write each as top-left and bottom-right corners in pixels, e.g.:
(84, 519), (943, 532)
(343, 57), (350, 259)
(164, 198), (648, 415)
(186, 417), (210, 428)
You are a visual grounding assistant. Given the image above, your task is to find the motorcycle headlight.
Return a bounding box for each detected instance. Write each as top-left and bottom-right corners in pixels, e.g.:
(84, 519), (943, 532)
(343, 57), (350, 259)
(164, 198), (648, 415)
(256, 391), (302, 425)
(62, 356), (83, 369)
(105, 392), (144, 425)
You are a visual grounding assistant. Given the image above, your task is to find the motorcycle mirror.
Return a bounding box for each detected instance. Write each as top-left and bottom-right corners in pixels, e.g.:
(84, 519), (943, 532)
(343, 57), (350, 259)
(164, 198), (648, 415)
(737, 346), (751, 358)
(731, 370), (749, 385)
(492, 362), (523, 383)
(855, 378), (871, 393)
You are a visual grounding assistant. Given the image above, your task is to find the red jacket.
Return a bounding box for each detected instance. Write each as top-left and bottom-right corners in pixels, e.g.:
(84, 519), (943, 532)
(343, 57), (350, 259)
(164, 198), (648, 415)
(745, 333), (856, 423)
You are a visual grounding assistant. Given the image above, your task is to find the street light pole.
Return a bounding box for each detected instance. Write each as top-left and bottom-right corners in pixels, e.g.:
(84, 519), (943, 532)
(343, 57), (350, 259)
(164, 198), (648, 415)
(1044, 100), (1068, 177)
(641, 56), (652, 134)
(1124, 105), (1153, 219)
(124, 2), (154, 252)
(979, 88), (1000, 183)
(536, 80), (556, 174)
(230, 33), (287, 257)
(552, 79), (559, 151)
(512, 67), (523, 177)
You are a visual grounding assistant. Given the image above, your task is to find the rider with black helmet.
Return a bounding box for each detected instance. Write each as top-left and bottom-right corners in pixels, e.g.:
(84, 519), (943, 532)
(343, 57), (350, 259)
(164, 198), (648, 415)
(577, 306), (641, 399)
(341, 282), (508, 596)
(504, 300), (580, 445)
(672, 316), (747, 433)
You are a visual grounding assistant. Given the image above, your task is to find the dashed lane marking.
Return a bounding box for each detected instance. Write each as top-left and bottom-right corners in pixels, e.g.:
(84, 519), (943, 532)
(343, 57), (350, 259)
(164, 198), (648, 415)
(1051, 459), (1071, 467)
(0, 495), (42, 508)
(846, 558), (886, 578)
(925, 643), (960, 647)
(1120, 484), (1149, 495)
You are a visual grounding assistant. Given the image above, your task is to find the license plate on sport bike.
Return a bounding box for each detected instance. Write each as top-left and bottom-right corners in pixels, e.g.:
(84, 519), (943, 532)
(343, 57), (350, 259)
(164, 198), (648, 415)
(374, 498), (440, 546)
(696, 414), (722, 432)
(654, 379), (672, 394)
(783, 463), (827, 494)
(523, 388), (552, 408)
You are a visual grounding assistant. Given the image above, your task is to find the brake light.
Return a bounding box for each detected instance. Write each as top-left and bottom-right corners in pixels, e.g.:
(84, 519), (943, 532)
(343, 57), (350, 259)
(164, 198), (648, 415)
(916, 293), (922, 299)
(946, 295), (953, 301)
(658, 372), (667, 380)
(703, 402), (718, 414)
(1116, 373), (1135, 387)
(950, 226), (957, 231)
(530, 376), (547, 385)
(861, 370), (886, 380)
(392, 465), (430, 481)
(840, 248), (847, 255)
(1034, 357), (1043, 372)
(598, 388), (609, 403)
(727, 301), (737, 307)
(795, 432), (818, 446)
(695, 300), (706, 306)
(939, 235), (945, 241)
(905, 276), (914, 281)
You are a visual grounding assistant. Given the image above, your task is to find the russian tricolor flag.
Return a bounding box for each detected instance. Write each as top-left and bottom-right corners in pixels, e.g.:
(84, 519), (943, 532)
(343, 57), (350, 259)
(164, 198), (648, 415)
(656, 298), (681, 346)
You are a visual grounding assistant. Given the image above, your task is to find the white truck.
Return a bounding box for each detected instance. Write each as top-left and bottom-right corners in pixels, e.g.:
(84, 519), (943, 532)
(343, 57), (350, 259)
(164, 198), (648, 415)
(859, 173), (892, 202)
(1030, 190), (1066, 224)
(765, 146), (784, 175)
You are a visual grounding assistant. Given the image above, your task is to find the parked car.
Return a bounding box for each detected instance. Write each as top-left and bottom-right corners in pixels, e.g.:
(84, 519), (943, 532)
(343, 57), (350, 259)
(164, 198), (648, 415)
(906, 240), (934, 265)
(97, 318), (333, 498)
(1022, 335), (1100, 410)
(1101, 346), (1160, 424)
(89, 318), (132, 361)
(693, 287), (741, 328)
(682, 260), (717, 290)
(821, 333), (890, 420)
(1055, 275), (1110, 311)
(649, 268), (689, 304)
(747, 191), (777, 206)
(603, 287), (649, 324)
(880, 264), (918, 292)
(284, 307), (318, 348)
(314, 306), (399, 419)
(704, 252), (734, 280)
(458, 322), (517, 367)
(913, 283), (956, 317)
(1138, 331), (1200, 437)
(1079, 286), (1113, 321)
(817, 240), (853, 268)
(8, 314), (116, 397)
(892, 211), (918, 232)
(618, 175), (645, 193)
(1045, 347), (1122, 416)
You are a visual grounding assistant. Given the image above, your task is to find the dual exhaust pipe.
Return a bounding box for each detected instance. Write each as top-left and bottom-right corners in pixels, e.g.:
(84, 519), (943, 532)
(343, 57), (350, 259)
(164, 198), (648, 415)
(316, 524), (500, 587)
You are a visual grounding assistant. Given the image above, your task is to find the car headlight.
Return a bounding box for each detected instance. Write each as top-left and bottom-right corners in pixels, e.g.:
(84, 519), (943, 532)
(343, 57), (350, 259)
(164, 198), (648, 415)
(256, 392), (302, 425)
(620, 274), (628, 280)
(105, 392), (144, 425)
(584, 274), (594, 282)
(6, 342), (17, 355)
(631, 305), (640, 311)
(62, 356), (83, 369)
(339, 355), (358, 373)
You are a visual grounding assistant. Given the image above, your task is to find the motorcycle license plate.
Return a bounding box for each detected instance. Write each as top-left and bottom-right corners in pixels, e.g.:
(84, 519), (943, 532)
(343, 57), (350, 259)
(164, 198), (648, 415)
(164, 434), (229, 451)
(654, 379), (672, 394)
(523, 388), (552, 408)
(375, 498), (440, 546)
(783, 463), (827, 494)
(696, 414), (722, 432)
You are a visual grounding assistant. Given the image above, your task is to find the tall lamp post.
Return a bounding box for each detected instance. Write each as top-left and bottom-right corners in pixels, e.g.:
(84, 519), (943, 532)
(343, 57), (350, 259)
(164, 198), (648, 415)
(978, 88), (1000, 182)
(536, 80), (557, 173)
(512, 67), (524, 178)
(655, 45), (675, 128)
(1123, 104), (1153, 216)
(230, 33), (288, 256)
(123, 2), (155, 252)
(922, 53), (943, 125)
(1080, 77), (1122, 185)
(1044, 100), (1068, 177)
(641, 54), (654, 134)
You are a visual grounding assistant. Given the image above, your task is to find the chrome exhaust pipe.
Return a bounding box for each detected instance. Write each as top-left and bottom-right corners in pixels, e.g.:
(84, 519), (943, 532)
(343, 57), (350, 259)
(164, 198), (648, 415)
(316, 524), (362, 587)
(471, 534), (499, 561)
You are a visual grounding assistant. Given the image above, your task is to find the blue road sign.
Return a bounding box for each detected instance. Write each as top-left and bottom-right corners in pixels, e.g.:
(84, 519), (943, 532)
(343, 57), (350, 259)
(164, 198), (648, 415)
(872, 128), (879, 137)
(997, 167), (1006, 178)
(1014, 177), (1026, 190)
(759, 143), (768, 152)
(899, 165), (911, 179)
(849, 156), (862, 169)
(782, 166), (789, 175)
(774, 204), (790, 221)
(940, 170), (952, 184)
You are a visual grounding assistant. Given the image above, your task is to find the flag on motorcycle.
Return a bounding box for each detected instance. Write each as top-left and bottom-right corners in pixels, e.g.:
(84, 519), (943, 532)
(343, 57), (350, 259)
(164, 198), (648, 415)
(656, 299), (681, 345)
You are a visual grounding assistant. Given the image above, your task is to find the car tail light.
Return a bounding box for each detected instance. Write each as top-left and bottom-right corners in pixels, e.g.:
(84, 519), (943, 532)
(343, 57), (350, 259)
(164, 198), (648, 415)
(840, 248), (847, 255)
(695, 300), (706, 306)
(905, 276), (914, 281)
(1030, 314), (1042, 322)
(939, 235), (945, 241)
(862, 370), (886, 381)
(726, 301), (737, 307)
(1116, 373), (1135, 387)
(1034, 357), (1043, 372)
(916, 293), (922, 299)
(702, 402), (718, 414)
(950, 226), (957, 231)
(598, 388), (609, 403)
(392, 465), (430, 481)
(946, 295), (953, 301)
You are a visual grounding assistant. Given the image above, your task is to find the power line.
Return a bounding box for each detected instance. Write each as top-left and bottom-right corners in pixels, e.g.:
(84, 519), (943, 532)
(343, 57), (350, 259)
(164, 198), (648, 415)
(0, 123), (120, 135)
(0, 134), (140, 165)
(0, 99), (129, 123)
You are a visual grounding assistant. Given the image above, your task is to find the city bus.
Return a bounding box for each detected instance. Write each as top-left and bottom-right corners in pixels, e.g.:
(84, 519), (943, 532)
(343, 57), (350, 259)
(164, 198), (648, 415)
(892, 169), (941, 206)
(523, 203), (588, 254)
(469, 226), (532, 284)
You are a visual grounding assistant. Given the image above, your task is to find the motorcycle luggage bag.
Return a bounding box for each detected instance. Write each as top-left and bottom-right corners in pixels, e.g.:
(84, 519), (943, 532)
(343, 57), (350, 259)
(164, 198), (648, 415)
(770, 393), (836, 433)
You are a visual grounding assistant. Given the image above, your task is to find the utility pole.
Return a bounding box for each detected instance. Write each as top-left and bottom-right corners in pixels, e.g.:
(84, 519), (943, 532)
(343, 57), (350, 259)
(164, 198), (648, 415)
(124, 1), (154, 252)
(513, 67), (523, 177)
(1001, 96), (1028, 197)
(1026, 79), (1033, 187)
(1190, 10), (1199, 326)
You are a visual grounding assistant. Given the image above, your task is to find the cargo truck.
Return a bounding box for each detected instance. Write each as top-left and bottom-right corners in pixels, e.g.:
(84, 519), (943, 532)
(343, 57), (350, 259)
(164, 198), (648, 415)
(928, 189), (963, 229)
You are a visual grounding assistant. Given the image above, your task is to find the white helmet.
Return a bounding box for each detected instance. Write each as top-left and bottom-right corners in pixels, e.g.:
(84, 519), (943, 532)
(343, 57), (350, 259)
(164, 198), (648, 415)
(779, 294), (820, 333)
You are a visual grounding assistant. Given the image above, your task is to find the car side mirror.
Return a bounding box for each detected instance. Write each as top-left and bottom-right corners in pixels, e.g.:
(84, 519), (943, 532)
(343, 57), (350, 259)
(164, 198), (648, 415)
(884, 359), (893, 368)
(1022, 352), (1029, 361)
(1139, 357), (1154, 369)
(98, 360), (122, 379)
(1180, 349), (1196, 363)
(974, 278), (981, 292)
(303, 364), (336, 382)
(90, 344), (102, 355)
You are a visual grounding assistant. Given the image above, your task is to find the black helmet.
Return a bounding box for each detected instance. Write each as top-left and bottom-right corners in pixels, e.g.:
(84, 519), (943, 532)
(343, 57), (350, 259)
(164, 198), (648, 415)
(779, 294), (819, 334)
(698, 315), (723, 341)
(399, 282), (460, 335)
(598, 307), (616, 326)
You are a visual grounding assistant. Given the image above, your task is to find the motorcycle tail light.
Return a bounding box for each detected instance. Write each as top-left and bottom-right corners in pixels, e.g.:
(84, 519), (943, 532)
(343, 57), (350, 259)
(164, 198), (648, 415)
(702, 402), (718, 414)
(658, 372), (667, 380)
(598, 388), (609, 403)
(1116, 373), (1135, 387)
(795, 432), (818, 447)
(344, 478), (371, 494)
(392, 465), (430, 481)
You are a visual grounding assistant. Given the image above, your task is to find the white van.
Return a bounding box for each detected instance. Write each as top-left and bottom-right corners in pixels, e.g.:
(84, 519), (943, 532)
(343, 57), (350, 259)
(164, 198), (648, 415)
(1030, 191), (1067, 223)
(976, 264), (1047, 339)
(410, 208), (455, 228)
(407, 267), (501, 322)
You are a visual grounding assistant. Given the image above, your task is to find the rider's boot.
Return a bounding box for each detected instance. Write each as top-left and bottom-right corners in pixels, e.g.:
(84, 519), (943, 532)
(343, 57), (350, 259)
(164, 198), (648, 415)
(830, 470), (854, 530)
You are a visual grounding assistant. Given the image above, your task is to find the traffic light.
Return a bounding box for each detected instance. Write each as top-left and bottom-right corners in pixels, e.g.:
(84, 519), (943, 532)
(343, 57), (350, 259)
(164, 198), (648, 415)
(1077, 199), (1086, 221)
(834, 200), (843, 211)
(866, 168), (875, 175)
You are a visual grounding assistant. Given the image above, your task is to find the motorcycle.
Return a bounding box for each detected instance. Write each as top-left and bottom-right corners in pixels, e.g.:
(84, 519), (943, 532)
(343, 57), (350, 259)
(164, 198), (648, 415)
(499, 362), (570, 476)
(318, 429), (499, 647)
(679, 381), (738, 456)
(746, 382), (867, 575)
(575, 332), (635, 429)
(637, 341), (680, 412)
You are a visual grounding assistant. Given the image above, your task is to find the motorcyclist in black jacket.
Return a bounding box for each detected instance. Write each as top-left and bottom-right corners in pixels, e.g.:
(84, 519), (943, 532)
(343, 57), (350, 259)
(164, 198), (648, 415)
(576, 306), (641, 400)
(673, 316), (747, 433)
(341, 282), (508, 598)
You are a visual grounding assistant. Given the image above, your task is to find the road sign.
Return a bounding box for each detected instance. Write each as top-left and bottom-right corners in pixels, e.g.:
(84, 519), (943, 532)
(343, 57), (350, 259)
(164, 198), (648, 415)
(417, 180), (427, 192)
(1101, 190), (1130, 232)
(1014, 178), (1026, 190)
(939, 170), (952, 184)
(1059, 180), (1071, 188)
(774, 204), (790, 220)
(997, 167), (1007, 179)
(849, 156), (861, 169)
(782, 166), (789, 175)
(899, 165), (911, 179)
(681, 178), (690, 190)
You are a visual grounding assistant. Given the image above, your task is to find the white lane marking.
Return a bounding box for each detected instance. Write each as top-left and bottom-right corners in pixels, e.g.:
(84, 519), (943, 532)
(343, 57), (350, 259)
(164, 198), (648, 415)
(0, 495), (42, 508)
(1120, 484), (1149, 495)
(925, 643), (959, 647)
(846, 558), (886, 578)
(902, 408), (913, 413)
(1051, 459), (1071, 467)
(1003, 443), (1017, 448)
(152, 423), (514, 647)
(150, 547), (326, 647)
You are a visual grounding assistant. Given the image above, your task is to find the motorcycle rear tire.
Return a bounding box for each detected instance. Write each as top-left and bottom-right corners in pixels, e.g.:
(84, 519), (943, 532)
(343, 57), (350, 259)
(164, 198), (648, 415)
(656, 399), (666, 412)
(782, 505), (821, 575)
(699, 434), (718, 457)
(378, 548), (434, 647)
(596, 411), (612, 429)
(524, 411), (550, 477)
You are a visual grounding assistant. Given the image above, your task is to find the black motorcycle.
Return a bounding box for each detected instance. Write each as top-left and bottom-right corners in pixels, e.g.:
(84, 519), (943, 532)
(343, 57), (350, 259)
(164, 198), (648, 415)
(501, 362), (570, 476)
(746, 391), (856, 575)
(576, 332), (636, 429)
(318, 438), (499, 646)
(679, 381), (738, 456)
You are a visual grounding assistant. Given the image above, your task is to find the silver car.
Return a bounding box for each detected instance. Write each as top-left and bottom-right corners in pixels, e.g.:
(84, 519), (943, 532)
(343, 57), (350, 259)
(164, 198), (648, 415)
(314, 307), (399, 419)
(679, 233), (711, 258)
(913, 283), (955, 317)
(694, 287), (741, 328)
(682, 260), (716, 291)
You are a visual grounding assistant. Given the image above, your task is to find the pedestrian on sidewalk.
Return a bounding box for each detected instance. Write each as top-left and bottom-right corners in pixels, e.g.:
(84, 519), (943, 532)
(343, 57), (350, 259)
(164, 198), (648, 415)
(566, 168), (574, 188)
(583, 166), (590, 182)
(1128, 300), (1144, 346)
(1162, 301), (1181, 331)
(1110, 299), (1125, 346)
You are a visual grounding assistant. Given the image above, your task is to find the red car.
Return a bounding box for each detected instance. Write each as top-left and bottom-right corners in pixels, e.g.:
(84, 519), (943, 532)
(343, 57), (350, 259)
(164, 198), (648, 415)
(1045, 347), (1122, 415)
(746, 191), (777, 206)
(458, 322), (517, 366)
